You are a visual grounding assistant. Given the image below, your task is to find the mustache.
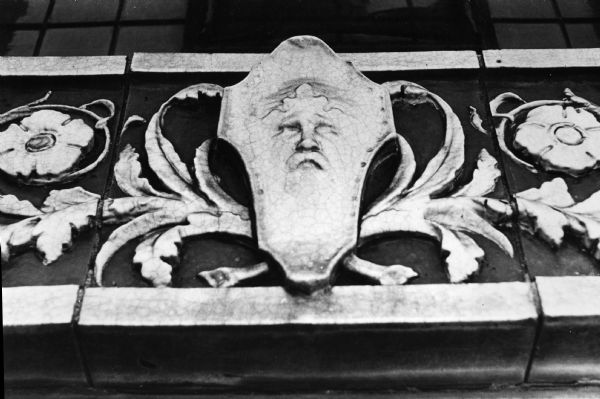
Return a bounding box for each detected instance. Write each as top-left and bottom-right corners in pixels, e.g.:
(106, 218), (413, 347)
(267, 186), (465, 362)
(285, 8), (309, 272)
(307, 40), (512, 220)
(286, 151), (329, 171)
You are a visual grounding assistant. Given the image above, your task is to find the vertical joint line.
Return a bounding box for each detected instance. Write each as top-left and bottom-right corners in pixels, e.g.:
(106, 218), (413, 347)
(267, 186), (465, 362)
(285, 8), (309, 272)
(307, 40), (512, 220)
(89, 56), (132, 288)
(551, 0), (572, 48)
(96, 53), (133, 229)
(524, 281), (544, 382)
(108, 0), (126, 55)
(476, 53), (531, 282)
(33, 0), (56, 56)
(468, 0), (497, 50)
(71, 285), (94, 387)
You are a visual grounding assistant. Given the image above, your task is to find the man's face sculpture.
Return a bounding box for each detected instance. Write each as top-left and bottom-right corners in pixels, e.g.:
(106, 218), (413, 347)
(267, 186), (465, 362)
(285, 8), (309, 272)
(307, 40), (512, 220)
(7, 36), (595, 293)
(219, 38), (394, 290)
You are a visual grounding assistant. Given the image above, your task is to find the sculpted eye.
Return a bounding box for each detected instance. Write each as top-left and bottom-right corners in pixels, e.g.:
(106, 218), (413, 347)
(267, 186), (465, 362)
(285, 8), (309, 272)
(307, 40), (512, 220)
(315, 122), (338, 136)
(275, 121), (302, 137)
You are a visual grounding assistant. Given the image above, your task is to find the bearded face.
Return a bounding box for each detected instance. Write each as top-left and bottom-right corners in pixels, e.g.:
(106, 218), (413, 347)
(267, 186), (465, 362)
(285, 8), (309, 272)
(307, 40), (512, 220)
(264, 84), (359, 187)
(279, 112), (333, 173)
(218, 37), (394, 291)
(226, 83), (373, 289)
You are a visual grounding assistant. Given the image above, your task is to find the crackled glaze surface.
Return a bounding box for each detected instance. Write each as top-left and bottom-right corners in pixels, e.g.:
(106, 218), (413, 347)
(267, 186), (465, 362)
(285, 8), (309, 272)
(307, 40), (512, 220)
(219, 38), (395, 288)
(492, 89), (600, 176)
(0, 110), (94, 179)
(1, 37), (599, 293)
(0, 92), (114, 186)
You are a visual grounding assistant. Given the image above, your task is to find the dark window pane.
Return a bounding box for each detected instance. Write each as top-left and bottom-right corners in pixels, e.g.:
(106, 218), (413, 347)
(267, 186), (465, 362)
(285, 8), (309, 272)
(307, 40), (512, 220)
(190, 0), (477, 52)
(566, 23), (600, 48)
(494, 23), (567, 48)
(0, 28), (37, 55)
(50, 0), (119, 23)
(39, 27), (112, 56)
(487, 0), (556, 19)
(365, 0), (409, 14)
(121, 0), (189, 21)
(558, 0), (600, 18)
(0, 0), (50, 24)
(411, 0), (467, 17)
(115, 25), (185, 54)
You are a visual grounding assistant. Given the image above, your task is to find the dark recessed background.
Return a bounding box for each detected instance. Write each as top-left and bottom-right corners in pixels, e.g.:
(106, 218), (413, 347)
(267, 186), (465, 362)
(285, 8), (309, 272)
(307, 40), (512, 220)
(1, 0), (599, 56)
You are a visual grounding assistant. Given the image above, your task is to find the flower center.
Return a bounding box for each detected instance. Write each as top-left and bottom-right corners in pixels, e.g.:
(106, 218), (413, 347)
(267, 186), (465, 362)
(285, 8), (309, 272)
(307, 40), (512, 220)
(553, 124), (584, 146)
(25, 132), (57, 152)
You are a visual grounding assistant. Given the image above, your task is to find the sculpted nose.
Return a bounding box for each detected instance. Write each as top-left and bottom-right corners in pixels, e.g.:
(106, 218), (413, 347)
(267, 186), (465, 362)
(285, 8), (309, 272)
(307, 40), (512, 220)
(296, 135), (320, 152)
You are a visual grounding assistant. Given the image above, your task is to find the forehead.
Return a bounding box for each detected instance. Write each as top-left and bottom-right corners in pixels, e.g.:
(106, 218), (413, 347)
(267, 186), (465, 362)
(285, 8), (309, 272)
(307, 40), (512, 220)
(262, 83), (349, 123)
(218, 36), (395, 148)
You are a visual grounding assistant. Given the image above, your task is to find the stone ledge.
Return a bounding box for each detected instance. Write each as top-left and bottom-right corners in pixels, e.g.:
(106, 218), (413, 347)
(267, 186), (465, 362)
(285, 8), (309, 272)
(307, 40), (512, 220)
(483, 49), (600, 69)
(77, 283), (537, 389)
(78, 283), (537, 326)
(3, 285), (80, 326)
(3, 285), (87, 386)
(5, 279), (599, 389)
(0, 56), (127, 76)
(529, 276), (600, 383)
(130, 51), (479, 73)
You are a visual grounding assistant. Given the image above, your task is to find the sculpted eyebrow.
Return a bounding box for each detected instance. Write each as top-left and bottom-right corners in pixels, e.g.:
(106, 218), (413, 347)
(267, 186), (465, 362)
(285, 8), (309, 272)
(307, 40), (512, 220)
(315, 122), (338, 135)
(273, 119), (302, 137)
(279, 121), (302, 131)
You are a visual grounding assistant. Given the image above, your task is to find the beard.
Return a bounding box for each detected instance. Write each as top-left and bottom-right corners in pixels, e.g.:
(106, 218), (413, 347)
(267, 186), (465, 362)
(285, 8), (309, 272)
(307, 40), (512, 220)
(254, 163), (359, 281)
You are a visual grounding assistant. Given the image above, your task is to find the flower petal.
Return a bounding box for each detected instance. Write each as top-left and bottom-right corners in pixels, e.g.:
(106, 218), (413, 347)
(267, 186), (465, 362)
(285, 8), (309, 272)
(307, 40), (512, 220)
(524, 105), (566, 125)
(514, 123), (555, 156)
(541, 144), (596, 173)
(56, 117), (94, 148)
(582, 130), (600, 160)
(33, 145), (83, 177)
(0, 123), (29, 153)
(21, 110), (69, 132)
(0, 150), (36, 177)
(565, 107), (600, 130)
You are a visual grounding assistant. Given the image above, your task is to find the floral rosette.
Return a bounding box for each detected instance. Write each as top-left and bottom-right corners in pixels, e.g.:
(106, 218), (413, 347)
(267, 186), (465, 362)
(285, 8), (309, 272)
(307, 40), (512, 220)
(0, 92), (114, 185)
(491, 88), (600, 176)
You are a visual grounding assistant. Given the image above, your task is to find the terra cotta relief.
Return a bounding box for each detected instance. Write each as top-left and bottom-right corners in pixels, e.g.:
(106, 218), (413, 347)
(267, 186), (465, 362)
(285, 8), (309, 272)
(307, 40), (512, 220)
(491, 88), (600, 176)
(0, 91), (114, 185)
(1, 36), (599, 293)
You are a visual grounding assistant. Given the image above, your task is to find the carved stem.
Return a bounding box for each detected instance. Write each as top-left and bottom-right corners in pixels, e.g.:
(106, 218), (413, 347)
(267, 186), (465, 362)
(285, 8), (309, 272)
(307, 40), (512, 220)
(198, 262), (270, 288)
(343, 254), (418, 285)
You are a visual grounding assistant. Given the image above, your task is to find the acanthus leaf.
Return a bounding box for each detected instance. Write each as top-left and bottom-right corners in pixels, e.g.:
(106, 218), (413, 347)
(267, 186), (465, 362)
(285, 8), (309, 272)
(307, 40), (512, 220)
(517, 178), (575, 208)
(193, 140), (249, 216)
(143, 84), (224, 203)
(133, 231), (175, 287)
(132, 218), (252, 287)
(145, 113), (199, 201)
(452, 149), (501, 198)
(0, 194), (42, 217)
(469, 106), (489, 135)
(41, 187), (100, 213)
(384, 81), (465, 200)
(1, 217), (40, 263)
(114, 144), (179, 199)
(364, 135), (416, 218)
(94, 206), (189, 285)
(424, 197), (514, 257)
(436, 226), (484, 283)
(515, 178), (600, 259)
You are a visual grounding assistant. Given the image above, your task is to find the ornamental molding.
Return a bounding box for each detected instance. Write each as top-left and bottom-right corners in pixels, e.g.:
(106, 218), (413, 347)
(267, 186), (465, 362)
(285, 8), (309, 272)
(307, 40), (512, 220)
(0, 92), (114, 185)
(1, 36), (599, 293)
(491, 88), (600, 176)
